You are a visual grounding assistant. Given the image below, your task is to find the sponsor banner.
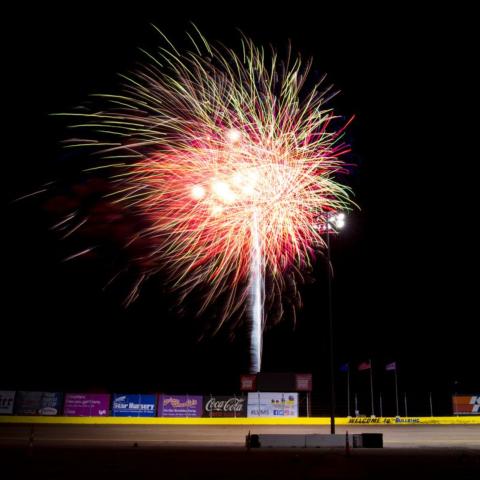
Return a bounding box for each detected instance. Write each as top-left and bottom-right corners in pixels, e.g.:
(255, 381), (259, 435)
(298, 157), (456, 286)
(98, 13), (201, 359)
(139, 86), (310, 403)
(295, 373), (312, 392)
(112, 394), (156, 417)
(64, 393), (110, 416)
(14, 391), (63, 416)
(0, 391), (16, 415)
(453, 395), (480, 415)
(203, 395), (247, 417)
(247, 392), (299, 417)
(240, 375), (257, 392)
(347, 417), (421, 424)
(158, 394), (203, 417)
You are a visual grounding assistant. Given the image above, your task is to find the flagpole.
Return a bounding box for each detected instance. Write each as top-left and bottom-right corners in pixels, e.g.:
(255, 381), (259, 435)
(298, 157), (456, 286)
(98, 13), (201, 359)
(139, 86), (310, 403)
(394, 368), (399, 417)
(379, 392), (383, 417)
(347, 364), (351, 417)
(404, 392), (408, 417)
(369, 359), (375, 417)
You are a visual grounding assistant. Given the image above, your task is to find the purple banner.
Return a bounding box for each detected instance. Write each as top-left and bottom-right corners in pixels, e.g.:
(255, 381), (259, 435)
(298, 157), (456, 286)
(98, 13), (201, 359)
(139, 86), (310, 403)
(64, 393), (110, 416)
(158, 394), (203, 417)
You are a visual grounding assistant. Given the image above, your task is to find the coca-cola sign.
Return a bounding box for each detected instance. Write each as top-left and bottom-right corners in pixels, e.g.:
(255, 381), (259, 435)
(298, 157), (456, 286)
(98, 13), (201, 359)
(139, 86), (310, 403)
(203, 396), (246, 417)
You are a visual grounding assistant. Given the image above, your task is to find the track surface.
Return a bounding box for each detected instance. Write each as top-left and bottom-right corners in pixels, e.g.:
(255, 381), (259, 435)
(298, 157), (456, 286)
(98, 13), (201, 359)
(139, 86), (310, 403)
(2, 425), (479, 479)
(1, 424), (479, 448)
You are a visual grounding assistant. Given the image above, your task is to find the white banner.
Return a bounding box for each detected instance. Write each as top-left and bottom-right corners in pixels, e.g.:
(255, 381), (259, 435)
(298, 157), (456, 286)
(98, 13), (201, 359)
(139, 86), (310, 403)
(247, 392), (298, 417)
(0, 391), (15, 415)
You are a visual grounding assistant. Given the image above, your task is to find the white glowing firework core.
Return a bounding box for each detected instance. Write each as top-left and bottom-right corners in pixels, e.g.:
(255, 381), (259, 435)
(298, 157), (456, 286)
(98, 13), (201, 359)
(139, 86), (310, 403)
(191, 184), (206, 200)
(226, 128), (242, 143)
(212, 180), (237, 204)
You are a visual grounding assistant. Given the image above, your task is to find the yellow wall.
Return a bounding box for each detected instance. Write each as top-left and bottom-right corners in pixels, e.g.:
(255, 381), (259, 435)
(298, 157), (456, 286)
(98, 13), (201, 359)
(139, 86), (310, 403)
(1, 416), (479, 425)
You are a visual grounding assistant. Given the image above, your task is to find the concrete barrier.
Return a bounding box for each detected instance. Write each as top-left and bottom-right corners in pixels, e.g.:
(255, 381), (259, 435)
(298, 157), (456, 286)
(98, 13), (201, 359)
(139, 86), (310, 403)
(246, 433), (383, 448)
(305, 434), (348, 448)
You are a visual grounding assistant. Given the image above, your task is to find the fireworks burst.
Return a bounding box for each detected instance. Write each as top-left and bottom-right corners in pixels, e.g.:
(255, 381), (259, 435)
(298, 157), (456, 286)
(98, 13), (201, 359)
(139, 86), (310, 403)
(61, 28), (354, 371)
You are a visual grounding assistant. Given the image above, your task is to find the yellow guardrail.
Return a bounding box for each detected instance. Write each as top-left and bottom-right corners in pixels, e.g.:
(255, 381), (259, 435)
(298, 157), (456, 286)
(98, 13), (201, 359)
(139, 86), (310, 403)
(0, 416), (479, 425)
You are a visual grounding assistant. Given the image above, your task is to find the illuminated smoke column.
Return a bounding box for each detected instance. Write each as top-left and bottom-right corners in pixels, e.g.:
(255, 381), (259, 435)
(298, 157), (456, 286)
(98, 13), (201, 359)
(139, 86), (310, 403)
(62, 30), (354, 373)
(249, 209), (264, 373)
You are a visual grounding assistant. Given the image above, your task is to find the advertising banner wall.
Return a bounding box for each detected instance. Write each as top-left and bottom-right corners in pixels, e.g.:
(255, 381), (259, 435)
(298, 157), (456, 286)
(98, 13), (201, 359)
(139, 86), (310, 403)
(453, 395), (480, 415)
(158, 394), (203, 417)
(112, 394), (156, 417)
(0, 391), (15, 415)
(203, 395), (247, 417)
(247, 392), (299, 417)
(14, 391), (63, 416)
(64, 393), (110, 416)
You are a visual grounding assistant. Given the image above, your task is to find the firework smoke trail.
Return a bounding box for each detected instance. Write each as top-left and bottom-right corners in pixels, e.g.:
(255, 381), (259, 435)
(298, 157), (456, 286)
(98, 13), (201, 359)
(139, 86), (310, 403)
(60, 28), (355, 372)
(250, 209), (264, 373)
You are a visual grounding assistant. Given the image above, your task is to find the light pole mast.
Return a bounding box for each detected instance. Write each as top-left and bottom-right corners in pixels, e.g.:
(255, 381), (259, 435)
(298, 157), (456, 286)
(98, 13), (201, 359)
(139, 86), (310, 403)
(322, 212), (345, 435)
(326, 220), (335, 434)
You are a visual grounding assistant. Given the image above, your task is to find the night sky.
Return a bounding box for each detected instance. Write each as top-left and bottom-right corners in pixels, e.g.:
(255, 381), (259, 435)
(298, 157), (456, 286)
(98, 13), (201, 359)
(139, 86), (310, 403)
(3, 3), (477, 416)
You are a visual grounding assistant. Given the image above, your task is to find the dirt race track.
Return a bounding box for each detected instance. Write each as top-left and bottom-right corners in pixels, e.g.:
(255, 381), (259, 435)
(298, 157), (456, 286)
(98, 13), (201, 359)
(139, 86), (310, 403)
(1, 424), (479, 479)
(1, 423), (480, 448)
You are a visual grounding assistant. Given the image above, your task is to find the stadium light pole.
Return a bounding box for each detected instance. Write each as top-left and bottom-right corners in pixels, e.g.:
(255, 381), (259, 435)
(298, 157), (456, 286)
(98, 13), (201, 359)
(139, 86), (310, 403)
(321, 212), (345, 435)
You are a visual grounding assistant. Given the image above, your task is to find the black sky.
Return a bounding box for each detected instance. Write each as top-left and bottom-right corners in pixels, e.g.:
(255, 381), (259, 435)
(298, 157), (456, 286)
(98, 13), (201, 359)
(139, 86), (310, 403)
(3, 2), (478, 415)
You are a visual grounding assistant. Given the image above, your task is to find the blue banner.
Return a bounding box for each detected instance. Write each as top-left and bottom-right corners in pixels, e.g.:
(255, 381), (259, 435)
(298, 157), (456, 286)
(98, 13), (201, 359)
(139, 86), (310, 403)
(112, 393), (156, 417)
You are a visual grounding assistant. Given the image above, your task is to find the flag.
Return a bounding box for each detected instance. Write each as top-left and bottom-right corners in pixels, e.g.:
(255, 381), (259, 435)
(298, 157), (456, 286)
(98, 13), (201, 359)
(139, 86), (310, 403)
(339, 363), (349, 372)
(358, 360), (371, 371)
(385, 362), (397, 371)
